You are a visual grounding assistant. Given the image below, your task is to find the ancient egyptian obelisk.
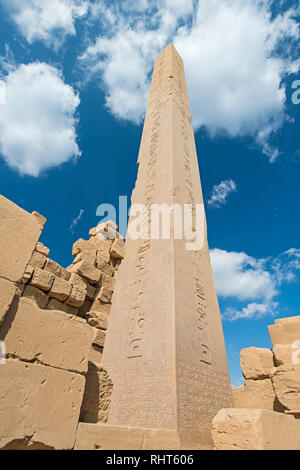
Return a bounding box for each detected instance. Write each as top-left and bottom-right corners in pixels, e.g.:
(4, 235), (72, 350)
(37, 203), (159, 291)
(101, 43), (233, 448)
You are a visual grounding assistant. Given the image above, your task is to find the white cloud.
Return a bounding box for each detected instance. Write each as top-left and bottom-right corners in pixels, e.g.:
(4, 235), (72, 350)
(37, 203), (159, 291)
(3, 0), (88, 48)
(210, 248), (277, 302)
(0, 62), (81, 176)
(70, 209), (84, 232)
(80, 0), (299, 159)
(210, 247), (300, 321)
(208, 179), (237, 208)
(79, 0), (194, 123)
(224, 301), (278, 322)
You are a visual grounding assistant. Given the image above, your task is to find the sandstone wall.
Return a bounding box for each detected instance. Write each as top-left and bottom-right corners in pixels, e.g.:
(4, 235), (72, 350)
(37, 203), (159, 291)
(213, 315), (300, 450)
(0, 195), (124, 449)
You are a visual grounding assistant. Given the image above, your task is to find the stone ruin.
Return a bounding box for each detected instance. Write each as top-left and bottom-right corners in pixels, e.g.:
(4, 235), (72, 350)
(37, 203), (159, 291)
(0, 194), (124, 449)
(212, 316), (300, 450)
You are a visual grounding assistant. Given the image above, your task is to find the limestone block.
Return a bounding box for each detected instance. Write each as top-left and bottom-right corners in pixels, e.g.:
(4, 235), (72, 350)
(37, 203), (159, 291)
(22, 264), (34, 283)
(0, 278), (17, 326)
(87, 312), (109, 330)
(89, 345), (103, 363)
(69, 272), (87, 290)
(268, 316), (300, 347)
(32, 211), (47, 228)
(271, 365), (300, 411)
(60, 268), (71, 281)
(92, 329), (106, 348)
(44, 258), (62, 277)
(66, 285), (87, 308)
(232, 379), (277, 411)
(30, 267), (54, 292)
(86, 283), (96, 300)
(72, 238), (89, 257)
(72, 255), (101, 285)
(90, 299), (111, 316)
(80, 362), (113, 424)
(240, 347), (274, 380)
(49, 277), (72, 302)
(90, 221), (118, 241)
(78, 299), (93, 317)
(88, 236), (113, 251)
(0, 360), (85, 450)
(75, 423), (180, 450)
(0, 195), (43, 283)
(1, 297), (93, 374)
(47, 299), (78, 316)
(273, 344), (294, 366)
(98, 285), (113, 304)
(212, 408), (300, 450)
(96, 253), (113, 276)
(110, 238), (125, 260)
(29, 250), (47, 268)
(22, 285), (49, 309)
(35, 242), (50, 257)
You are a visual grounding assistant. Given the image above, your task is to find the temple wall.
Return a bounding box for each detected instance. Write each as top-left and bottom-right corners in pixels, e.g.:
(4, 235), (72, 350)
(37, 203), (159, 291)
(0, 195), (124, 449)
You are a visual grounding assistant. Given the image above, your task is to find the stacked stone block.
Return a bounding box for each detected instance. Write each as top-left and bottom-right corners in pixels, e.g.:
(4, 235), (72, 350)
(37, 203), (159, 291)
(232, 316), (300, 417)
(0, 195), (125, 449)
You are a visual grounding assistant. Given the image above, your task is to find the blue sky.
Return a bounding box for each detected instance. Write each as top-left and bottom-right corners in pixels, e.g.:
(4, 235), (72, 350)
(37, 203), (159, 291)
(0, 0), (299, 386)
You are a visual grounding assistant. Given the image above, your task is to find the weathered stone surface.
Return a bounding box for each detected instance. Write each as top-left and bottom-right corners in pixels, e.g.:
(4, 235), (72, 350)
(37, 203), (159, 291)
(72, 255), (101, 285)
(60, 268), (71, 281)
(29, 251), (47, 269)
(32, 211), (47, 228)
(0, 360), (85, 450)
(96, 253), (113, 276)
(110, 238), (125, 260)
(0, 278), (17, 326)
(90, 299), (111, 316)
(72, 238), (89, 257)
(268, 316), (300, 346)
(22, 285), (49, 309)
(22, 264), (34, 283)
(74, 423), (180, 450)
(87, 312), (109, 330)
(49, 277), (72, 302)
(92, 329), (106, 348)
(240, 347), (274, 380)
(232, 379), (277, 411)
(30, 267), (54, 292)
(89, 345), (103, 363)
(212, 408), (300, 450)
(80, 362), (113, 424)
(66, 285), (87, 308)
(97, 284), (113, 304)
(0, 195), (43, 283)
(1, 297), (93, 374)
(86, 283), (96, 300)
(69, 272), (87, 290)
(273, 344), (295, 366)
(35, 242), (50, 257)
(44, 258), (62, 277)
(271, 365), (300, 411)
(47, 298), (78, 316)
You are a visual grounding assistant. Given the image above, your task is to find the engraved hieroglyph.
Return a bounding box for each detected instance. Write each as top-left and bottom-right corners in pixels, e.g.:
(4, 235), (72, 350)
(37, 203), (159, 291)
(101, 43), (233, 448)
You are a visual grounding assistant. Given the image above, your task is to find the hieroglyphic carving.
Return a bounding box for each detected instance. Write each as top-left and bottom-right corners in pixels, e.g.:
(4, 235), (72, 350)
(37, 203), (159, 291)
(193, 252), (212, 365)
(127, 104), (161, 359)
